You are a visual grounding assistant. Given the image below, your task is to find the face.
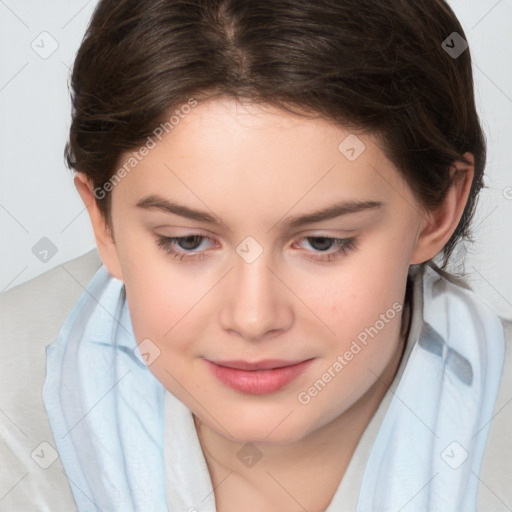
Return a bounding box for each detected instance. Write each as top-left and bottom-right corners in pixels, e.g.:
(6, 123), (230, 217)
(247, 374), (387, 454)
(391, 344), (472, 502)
(95, 97), (428, 444)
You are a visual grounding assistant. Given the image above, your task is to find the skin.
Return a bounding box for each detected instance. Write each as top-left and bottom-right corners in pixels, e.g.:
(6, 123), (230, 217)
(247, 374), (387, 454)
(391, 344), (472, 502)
(75, 96), (474, 511)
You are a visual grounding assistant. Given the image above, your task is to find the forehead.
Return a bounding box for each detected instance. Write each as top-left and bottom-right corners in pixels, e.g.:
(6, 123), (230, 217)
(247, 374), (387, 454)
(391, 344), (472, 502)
(112, 97), (410, 221)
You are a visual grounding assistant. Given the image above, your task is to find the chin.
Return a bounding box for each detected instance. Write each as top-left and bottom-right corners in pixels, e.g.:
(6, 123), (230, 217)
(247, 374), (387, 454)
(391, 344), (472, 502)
(211, 407), (316, 446)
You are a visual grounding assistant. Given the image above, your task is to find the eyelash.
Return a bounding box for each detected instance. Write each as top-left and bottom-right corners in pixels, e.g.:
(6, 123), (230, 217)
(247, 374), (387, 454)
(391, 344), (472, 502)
(155, 234), (358, 263)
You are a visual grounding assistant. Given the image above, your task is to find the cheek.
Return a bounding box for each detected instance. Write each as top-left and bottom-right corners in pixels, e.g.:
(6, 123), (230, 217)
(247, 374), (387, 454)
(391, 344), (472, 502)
(300, 256), (407, 400)
(292, 264), (407, 423)
(124, 269), (206, 396)
(294, 253), (407, 344)
(122, 258), (200, 350)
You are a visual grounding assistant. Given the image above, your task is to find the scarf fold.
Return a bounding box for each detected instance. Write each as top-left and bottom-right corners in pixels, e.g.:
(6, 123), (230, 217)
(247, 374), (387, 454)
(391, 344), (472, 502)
(355, 267), (505, 511)
(43, 267), (167, 511)
(42, 264), (505, 512)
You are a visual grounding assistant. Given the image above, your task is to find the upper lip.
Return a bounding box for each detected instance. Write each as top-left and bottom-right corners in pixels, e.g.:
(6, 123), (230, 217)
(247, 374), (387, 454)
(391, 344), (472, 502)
(208, 359), (312, 371)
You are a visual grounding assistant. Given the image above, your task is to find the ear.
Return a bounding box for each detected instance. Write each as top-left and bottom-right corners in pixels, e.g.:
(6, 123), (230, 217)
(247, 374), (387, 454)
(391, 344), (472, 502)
(74, 172), (124, 281)
(410, 152), (475, 265)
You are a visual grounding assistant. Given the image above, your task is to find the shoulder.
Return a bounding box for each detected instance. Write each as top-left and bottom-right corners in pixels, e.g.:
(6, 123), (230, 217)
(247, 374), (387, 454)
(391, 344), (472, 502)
(0, 248), (102, 510)
(1, 247), (103, 331)
(477, 317), (512, 511)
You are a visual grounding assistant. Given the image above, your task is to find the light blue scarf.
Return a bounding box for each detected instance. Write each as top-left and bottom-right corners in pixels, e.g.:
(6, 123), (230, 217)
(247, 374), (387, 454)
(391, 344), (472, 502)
(42, 263), (505, 511)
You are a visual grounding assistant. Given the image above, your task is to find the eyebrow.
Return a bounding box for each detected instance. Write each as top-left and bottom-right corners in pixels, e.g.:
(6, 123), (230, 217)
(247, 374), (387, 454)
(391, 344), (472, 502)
(135, 194), (382, 229)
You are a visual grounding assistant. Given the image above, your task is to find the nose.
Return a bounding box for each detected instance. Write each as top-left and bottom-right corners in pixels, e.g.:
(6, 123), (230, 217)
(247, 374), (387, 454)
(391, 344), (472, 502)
(219, 251), (294, 342)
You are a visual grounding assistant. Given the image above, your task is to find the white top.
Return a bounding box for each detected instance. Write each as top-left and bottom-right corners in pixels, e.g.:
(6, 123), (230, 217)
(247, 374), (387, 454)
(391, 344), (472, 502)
(0, 248), (511, 511)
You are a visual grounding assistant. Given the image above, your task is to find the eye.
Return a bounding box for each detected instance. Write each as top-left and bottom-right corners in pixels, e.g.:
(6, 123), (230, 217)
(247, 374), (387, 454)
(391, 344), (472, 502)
(155, 234), (358, 263)
(293, 236), (358, 262)
(155, 234), (216, 261)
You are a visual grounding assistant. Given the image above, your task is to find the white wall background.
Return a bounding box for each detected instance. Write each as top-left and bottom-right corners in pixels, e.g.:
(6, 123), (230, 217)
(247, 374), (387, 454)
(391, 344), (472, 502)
(1, 0), (511, 320)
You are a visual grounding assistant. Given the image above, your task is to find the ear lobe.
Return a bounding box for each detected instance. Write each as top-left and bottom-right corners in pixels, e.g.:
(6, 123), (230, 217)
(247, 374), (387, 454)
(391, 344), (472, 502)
(74, 172), (124, 281)
(410, 153), (475, 265)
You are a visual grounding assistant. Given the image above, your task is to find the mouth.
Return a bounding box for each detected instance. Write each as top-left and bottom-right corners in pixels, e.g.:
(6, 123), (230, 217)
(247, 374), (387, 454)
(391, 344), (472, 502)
(204, 358), (315, 394)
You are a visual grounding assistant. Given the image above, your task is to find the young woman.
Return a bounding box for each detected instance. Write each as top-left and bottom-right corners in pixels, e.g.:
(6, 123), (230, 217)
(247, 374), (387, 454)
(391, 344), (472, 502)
(1, 1), (510, 511)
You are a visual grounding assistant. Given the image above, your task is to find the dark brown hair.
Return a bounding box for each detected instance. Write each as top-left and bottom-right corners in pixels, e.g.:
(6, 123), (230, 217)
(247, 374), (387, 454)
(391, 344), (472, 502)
(64, 0), (486, 277)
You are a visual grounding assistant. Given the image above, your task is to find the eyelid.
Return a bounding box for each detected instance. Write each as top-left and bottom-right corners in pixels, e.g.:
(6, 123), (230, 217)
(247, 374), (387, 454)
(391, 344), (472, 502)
(292, 228), (359, 237)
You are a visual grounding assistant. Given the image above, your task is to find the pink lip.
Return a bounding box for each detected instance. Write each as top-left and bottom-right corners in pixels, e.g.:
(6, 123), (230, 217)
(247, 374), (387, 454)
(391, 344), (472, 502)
(212, 359), (307, 370)
(205, 358), (314, 394)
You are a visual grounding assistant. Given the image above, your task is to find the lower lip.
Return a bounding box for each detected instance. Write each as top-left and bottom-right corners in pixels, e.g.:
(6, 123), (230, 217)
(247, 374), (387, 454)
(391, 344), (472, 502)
(205, 359), (314, 394)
